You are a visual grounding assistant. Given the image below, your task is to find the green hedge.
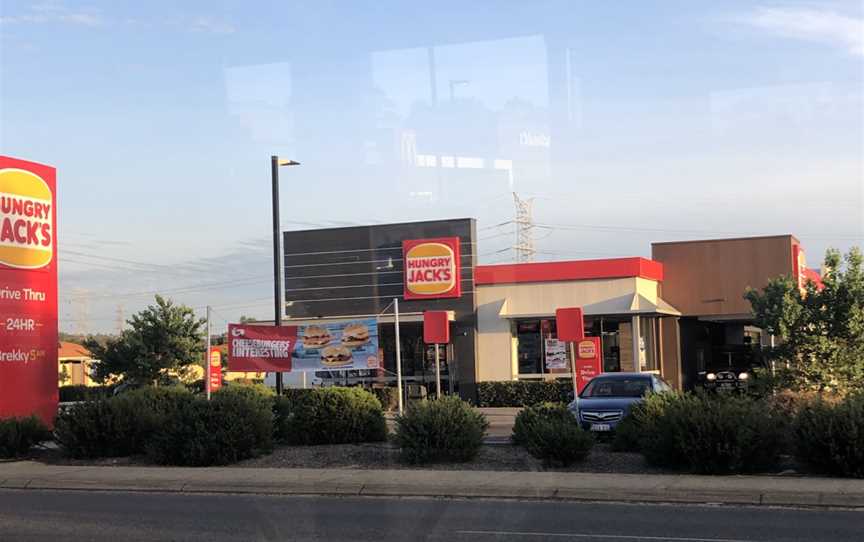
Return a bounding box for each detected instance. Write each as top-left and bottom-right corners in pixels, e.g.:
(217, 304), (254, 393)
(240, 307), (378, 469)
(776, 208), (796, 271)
(58, 385), (114, 402)
(511, 402), (572, 445)
(274, 387), (387, 445)
(611, 394), (680, 453)
(393, 396), (489, 464)
(477, 381), (573, 407)
(54, 386), (193, 458)
(634, 392), (785, 474)
(0, 416), (51, 458)
(54, 385), (274, 465)
(372, 387), (399, 412)
(512, 403), (593, 467)
(145, 386), (274, 466)
(794, 393), (864, 478)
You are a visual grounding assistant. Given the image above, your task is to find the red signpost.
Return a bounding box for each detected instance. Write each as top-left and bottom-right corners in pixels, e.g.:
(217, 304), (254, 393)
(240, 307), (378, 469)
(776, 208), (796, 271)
(423, 310), (450, 397)
(555, 307), (585, 342)
(0, 156), (58, 426)
(555, 307), (602, 399)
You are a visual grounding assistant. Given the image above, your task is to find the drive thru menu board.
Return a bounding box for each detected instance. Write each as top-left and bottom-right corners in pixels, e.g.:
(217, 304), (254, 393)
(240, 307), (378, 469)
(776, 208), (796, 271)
(0, 156), (58, 426)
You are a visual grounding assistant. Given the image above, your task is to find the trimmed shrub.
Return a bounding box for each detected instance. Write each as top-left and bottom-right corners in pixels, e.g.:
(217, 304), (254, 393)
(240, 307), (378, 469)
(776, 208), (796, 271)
(394, 396), (489, 464)
(274, 387), (387, 445)
(524, 416), (594, 467)
(54, 386), (193, 458)
(58, 385), (114, 402)
(0, 416), (51, 458)
(372, 387), (399, 412)
(794, 394), (864, 478)
(512, 403), (593, 467)
(55, 398), (147, 458)
(185, 379), (206, 394)
(226, 381), (275, 398)
(145, 386), (274, 466)
(511, 402), (573, 445)
(637, 392), (785, 474)
(611, 394), (679, 453)
(610, 409), (642, 452)
(477, 380), (573, 407)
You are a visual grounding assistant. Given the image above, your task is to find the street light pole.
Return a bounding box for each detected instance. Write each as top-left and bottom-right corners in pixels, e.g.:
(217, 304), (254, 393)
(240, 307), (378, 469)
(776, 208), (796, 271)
(271, 155), (300, 396)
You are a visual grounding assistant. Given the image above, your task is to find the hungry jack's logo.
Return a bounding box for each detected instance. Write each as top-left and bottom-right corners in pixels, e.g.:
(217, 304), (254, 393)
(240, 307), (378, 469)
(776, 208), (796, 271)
(0, 168), (54, 269)
(402, 237), (461, 300)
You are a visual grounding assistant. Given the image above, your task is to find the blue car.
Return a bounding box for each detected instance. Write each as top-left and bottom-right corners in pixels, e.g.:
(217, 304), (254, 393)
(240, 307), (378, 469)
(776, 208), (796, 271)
(567, 372), (673, 433)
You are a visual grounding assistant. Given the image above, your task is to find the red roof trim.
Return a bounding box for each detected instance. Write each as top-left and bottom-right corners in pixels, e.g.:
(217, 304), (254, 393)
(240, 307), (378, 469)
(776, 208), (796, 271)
(475, 257), (664, 285)
(58, 341), (92, 358)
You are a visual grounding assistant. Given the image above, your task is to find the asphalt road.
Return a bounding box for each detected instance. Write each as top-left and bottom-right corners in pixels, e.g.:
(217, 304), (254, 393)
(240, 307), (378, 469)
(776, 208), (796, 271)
(0, 490), (861, 542)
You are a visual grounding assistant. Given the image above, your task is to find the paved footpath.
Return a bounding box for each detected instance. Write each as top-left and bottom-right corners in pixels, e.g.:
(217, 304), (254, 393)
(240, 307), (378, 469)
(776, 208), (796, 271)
(2, 461), (863, 508)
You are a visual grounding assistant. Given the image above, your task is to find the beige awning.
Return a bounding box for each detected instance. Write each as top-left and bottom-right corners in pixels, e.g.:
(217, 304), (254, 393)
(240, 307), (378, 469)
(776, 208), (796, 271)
(498, 293), (680, 318)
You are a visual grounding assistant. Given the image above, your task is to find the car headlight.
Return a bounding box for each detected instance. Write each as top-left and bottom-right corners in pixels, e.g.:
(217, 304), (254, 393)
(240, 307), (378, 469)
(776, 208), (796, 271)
(738, 372), (750, 381)
(706, 373), (717, 381)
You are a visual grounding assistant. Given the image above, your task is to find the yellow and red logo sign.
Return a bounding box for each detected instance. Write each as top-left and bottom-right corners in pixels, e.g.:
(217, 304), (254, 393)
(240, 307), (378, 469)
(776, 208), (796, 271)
(0, 167), (54, 269)
(0, 155), (58, 428)
(402, 237), (461, 300)
(577, 339), (597, 359)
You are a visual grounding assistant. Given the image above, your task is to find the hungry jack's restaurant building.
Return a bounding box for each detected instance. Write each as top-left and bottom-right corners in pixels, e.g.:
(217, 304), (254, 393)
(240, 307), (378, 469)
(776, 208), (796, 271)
(279, 218), (818, 399)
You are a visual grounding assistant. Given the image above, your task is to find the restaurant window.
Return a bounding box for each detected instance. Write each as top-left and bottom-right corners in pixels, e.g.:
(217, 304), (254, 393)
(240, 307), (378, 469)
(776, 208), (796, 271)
(640, 316), (660, 372)
(598, 319), (621, 372)
(515, 319), (571, 377)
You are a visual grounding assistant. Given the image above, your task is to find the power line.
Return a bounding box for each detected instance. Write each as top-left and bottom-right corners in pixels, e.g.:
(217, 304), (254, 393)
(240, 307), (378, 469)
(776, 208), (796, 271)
(477, 220), (514, 231)
(478, 229), (516, 242)
(61, 276), (273, 301)
(59, 250), (267, 281)
(534, 222), (864, 241)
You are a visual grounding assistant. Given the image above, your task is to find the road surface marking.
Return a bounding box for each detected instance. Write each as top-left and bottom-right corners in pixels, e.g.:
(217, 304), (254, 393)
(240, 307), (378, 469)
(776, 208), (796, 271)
(455, 531), (757, 542)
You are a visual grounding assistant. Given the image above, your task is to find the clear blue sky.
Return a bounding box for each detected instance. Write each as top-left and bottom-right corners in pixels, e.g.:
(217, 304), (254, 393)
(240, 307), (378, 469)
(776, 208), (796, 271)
(1, 0), (861, 332)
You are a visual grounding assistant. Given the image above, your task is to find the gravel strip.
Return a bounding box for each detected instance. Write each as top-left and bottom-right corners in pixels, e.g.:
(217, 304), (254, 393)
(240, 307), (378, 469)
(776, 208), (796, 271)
(236, 442), (669, 474)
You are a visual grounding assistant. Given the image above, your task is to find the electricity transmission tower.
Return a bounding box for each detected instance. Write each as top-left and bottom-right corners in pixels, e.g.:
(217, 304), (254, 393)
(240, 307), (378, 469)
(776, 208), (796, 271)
(512, 192), (535, 262)
(72, 288), (90, 335)
(115, 304), (125, 334)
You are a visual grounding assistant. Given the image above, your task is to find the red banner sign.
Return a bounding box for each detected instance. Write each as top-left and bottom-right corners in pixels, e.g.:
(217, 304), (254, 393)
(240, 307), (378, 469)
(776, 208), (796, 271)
(0, 156), (58, 426)
(227, 324), (296, 372)
(575, 337), (602, 394)
(403, 237), (461, 300)
(208, 349), (223, 392)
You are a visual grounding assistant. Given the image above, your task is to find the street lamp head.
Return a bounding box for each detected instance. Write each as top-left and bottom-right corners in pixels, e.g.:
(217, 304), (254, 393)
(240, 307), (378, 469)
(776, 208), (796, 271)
(277, 159), (301, 167)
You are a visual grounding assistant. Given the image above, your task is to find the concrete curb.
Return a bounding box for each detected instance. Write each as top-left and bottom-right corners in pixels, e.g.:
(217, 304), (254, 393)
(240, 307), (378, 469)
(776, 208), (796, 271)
(1, 462), (863, 509)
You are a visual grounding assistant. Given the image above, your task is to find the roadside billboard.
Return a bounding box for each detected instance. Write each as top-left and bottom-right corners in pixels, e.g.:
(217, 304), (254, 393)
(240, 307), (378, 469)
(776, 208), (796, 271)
(228, 318), (379, 372)
(0, 156), (58, 425)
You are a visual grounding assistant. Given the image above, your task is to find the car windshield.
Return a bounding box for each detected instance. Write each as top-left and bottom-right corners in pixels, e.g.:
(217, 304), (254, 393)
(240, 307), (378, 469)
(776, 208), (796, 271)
(581, 378), (651, 398)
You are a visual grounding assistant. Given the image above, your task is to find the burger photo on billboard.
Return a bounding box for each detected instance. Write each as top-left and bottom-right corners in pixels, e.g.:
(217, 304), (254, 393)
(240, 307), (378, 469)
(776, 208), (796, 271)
(341, 323), (370, 347)
(321, 345), (353, 367)
(302, 325), (332, 348)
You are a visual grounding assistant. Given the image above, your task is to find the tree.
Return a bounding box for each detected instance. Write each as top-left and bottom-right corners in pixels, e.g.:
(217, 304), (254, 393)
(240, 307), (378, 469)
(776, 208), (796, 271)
(746, 247), (864, 394)
(86, 295), (206, 386)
